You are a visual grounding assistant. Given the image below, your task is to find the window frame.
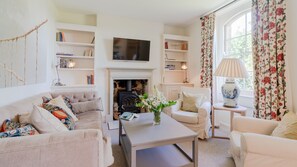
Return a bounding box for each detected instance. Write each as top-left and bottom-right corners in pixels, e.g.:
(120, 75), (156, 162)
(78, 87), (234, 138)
(223, 9), (253, 96)
(214, 6), (254, 104)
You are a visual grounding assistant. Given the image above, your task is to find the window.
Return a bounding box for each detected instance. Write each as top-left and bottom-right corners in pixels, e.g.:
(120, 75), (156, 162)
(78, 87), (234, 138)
(222, 10), (253, 96)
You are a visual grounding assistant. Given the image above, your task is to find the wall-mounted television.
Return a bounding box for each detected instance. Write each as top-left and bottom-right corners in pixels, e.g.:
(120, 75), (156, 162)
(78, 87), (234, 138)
(113, 37), (150, 61)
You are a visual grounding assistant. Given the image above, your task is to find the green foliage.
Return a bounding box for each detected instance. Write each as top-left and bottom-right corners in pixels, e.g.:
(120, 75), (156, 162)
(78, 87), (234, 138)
(136, 87), (176, 113)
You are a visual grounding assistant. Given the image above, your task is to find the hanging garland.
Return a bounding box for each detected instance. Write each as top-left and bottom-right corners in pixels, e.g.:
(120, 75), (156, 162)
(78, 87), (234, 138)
(0, 19), (48, 87)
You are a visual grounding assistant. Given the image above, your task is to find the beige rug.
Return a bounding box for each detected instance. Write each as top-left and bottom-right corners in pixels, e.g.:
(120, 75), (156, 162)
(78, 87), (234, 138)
(107, 126), (236, 167)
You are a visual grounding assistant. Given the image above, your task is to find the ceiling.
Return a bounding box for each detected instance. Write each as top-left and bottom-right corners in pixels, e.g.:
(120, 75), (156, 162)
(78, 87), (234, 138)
(52, 0), (233, 26)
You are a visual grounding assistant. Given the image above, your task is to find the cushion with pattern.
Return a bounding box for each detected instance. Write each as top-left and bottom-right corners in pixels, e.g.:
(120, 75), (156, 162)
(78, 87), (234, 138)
(0, 119), (20, 132)
(42, 103), (75, 130)
(0, 124), (39, 138)
(43, 96), (74, 115)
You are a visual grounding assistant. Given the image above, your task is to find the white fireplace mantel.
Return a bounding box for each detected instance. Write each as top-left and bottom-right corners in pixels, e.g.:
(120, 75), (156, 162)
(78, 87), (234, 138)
(106, 67), (155, 121)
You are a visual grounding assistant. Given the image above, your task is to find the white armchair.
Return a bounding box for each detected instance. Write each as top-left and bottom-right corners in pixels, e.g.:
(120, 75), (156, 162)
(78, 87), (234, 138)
(230, 116), (297, 167)
(164, 87), (211, 139)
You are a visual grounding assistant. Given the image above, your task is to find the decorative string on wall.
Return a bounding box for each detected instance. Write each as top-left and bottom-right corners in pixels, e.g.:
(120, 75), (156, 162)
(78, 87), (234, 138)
(0, 19), (48, 88)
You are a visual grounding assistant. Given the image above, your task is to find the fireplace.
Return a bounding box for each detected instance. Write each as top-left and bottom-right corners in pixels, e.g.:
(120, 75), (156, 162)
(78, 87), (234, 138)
(107, 68), (154, 122)
(113, 79), (148, 120)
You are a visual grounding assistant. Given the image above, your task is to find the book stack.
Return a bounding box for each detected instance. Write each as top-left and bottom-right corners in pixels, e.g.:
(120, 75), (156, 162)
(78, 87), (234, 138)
(87, 74), (94, 85)
(120, 112), (139, 121)
(56, 32), (65, 42)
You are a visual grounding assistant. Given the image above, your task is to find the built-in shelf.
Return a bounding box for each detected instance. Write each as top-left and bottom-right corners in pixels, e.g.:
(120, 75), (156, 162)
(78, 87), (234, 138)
(165, 69), (185, 72)
(160, 83), (194, 85)
(57, 55), (94, 59)
(165, 59), (187, 62)
(162, 34), (193, 100)
(56, 22), (97, 32)
(58, 68), (94, 71)
(56, 41), (95, 47)
(51, 84), (95, 89)
(165, 49), (188, 53)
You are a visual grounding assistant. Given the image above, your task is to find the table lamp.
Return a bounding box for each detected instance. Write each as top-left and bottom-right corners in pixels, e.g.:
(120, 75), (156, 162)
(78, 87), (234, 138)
(214, 58), (248, 108)
(181, 62), (189, 83)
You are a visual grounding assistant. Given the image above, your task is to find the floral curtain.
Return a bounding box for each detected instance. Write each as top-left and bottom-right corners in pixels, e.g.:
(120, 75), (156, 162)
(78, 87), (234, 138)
(252, 0), (287, 120)
(200, 13), (215, 88)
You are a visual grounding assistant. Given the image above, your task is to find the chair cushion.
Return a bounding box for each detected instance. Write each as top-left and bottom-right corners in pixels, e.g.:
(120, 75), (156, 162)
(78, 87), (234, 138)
(181, 92), (204, 112)
(229, 131), (242, 158)
(272, 111), (297, 140)
(172, 110), (199, 124)
(75, 111), (102, 130)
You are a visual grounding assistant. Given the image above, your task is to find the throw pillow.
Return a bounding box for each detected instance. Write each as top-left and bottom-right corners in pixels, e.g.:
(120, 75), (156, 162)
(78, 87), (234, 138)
(18, 113), (31, 124)
(0, 124), (39, 138)
(43, 96), (75, 115)
(272, 111), (297, 140)
(30, 105), (69, 133)
(47, 96), (78, 122)
(181, 92), (205, 112)
(0, 119), (20, 132)
(42, 103), (75, 130)
(71, 98), (103, 114)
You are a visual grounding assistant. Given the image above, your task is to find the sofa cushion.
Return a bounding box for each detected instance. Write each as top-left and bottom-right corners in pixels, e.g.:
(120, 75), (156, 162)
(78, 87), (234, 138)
(0, 124), (39, 138)
(1, 119), (20, 132)
(172, 110), (199, 124)
(71, 98), (103, 114)
(272, 111), (297, 140)
(229, 131), (242, 159)
(42, 103), (75, 130)
(75, 111), (102, 130)
(47, 96), (78, 122)
(30, 105), (69, 133)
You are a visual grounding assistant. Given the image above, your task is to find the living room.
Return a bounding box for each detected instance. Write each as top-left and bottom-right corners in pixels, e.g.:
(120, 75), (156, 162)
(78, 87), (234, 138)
(0, 0), (297, 167)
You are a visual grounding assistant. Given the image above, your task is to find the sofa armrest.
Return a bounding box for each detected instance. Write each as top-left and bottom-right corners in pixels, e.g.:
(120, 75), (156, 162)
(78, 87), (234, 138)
(164, 99), (181, 116)
(0, 129), (106, 167)
(233, 116), (278, 135)
(197, 101), (211, 117)
(241, 133), (297, 166)
(102, 131), (114, 166)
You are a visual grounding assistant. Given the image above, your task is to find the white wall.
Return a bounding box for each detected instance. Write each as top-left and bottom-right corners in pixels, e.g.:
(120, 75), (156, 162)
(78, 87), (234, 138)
(164, 25), (186, 36)
(286, 0), (297, 111)
(95, 15), (164, 120)
(0, 0), (56, 106)
(186, 19), (202, 87)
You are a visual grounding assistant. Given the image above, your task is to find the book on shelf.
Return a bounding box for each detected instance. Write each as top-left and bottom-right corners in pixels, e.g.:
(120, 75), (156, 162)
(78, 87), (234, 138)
(56, 53), (73, 56)
(84, 49), (94, 57)
(56, 32), (65, 42)
(87, 74), (94, 85)
(120, 112), (139, 121)
(91, 36), (95, 44)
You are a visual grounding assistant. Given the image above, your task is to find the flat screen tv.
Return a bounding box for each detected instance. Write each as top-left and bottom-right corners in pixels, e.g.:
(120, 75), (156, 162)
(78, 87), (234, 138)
(113, 37), (150, 61)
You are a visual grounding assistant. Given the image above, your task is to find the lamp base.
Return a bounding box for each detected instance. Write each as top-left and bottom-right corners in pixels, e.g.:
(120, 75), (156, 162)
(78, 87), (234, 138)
(221, 78), (240, 108)
(54, 81), (65, 86)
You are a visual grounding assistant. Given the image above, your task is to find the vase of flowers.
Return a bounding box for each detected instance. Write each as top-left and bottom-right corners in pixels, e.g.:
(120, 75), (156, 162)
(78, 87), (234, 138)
(136, 86), (176, 125)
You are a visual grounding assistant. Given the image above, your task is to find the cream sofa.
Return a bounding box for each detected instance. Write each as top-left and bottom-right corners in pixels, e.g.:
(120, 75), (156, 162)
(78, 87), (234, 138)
(0, 91), (114, 167)
(230, 116), (297, 167)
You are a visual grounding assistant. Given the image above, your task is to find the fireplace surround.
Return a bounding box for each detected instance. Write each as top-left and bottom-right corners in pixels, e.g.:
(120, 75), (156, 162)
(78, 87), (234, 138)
(107, 68), (154, 121)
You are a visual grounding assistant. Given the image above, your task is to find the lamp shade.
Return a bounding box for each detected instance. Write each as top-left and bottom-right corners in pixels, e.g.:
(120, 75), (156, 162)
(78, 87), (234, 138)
(214, 58), (248, 78)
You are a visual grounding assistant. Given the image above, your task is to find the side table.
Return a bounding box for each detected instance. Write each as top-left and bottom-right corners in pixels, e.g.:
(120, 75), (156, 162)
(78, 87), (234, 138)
(212, 103), (247, 139)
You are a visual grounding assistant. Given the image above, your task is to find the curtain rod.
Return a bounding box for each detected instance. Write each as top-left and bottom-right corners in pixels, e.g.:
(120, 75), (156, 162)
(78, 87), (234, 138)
(200, 0), (239, 19)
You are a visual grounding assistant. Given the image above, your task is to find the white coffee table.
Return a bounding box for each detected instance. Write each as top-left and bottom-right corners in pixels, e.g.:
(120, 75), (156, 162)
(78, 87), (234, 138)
(119, 112), (198, 167)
